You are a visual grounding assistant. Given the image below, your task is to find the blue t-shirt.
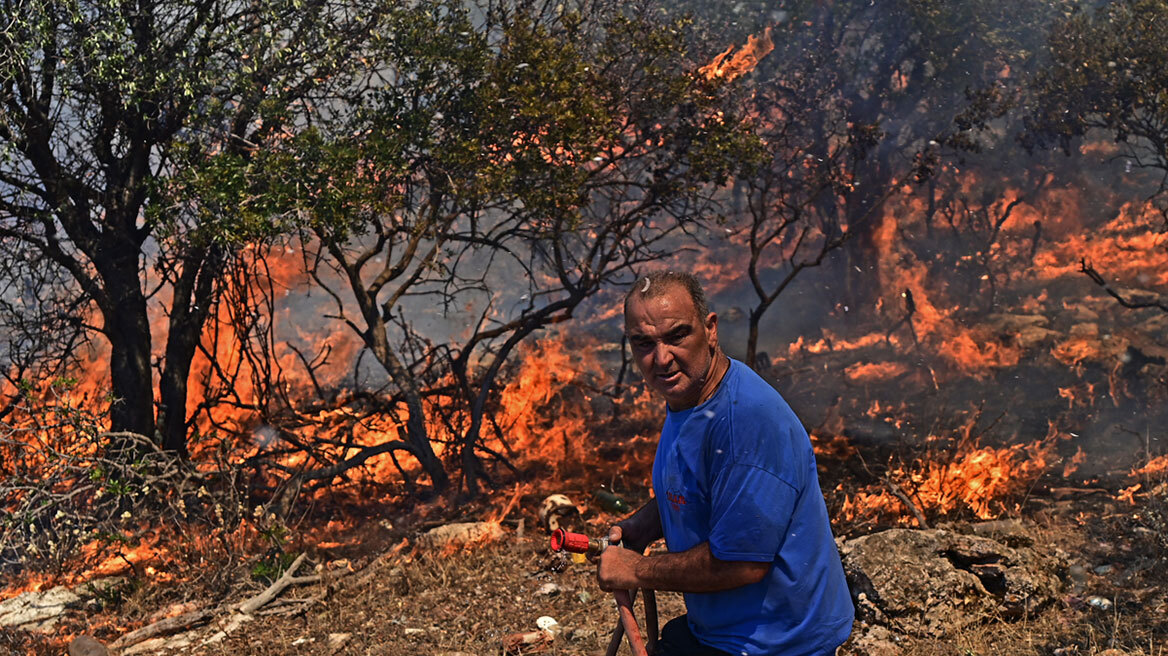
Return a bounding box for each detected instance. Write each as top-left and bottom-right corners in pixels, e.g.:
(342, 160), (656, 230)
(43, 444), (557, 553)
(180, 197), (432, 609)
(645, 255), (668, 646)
(652, 359), (853, 656)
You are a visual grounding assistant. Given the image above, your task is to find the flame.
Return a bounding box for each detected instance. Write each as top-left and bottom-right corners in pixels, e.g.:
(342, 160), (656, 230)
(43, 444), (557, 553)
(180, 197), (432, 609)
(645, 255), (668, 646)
(1062, 446), (1087, 478)
(841, 421), (1065, 524)
(1132, 454), (1168, 478)
(1117, 483), (1140, 505)
(698, 26), (774, 82)
(844, 361), (908, 383)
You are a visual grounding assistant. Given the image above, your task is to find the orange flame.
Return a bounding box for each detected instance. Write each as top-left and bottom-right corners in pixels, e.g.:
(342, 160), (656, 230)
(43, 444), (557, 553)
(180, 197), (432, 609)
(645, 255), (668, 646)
(698, 26), (774, 82)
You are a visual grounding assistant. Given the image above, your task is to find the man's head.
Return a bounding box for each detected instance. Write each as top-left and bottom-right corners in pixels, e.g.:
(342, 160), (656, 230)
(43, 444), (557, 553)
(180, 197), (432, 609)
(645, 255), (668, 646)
(623, 272), (722, 410)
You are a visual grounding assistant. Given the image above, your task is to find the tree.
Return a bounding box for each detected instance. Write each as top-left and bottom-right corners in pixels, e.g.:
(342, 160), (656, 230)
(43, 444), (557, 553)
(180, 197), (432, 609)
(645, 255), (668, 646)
(1025, 0), (1168, 312)
(0, 0), (392, 454)
(680, 0), (1071, 348)
(197, 0), (762, 497)
(1027, 0), (1168, 221)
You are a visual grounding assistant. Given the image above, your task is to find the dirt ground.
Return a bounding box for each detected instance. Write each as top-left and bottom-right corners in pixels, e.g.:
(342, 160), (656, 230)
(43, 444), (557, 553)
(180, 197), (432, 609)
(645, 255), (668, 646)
(4, 475), (1166, 656)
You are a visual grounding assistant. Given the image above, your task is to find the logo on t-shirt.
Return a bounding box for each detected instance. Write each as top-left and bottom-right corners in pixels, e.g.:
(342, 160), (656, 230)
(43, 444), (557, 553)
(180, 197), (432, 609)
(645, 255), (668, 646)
(665, 490), (687, 512)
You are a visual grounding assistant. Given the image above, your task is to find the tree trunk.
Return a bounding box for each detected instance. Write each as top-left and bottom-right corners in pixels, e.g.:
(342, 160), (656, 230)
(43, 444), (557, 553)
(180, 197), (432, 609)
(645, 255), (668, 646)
(103, 283), (156, 450)
(365, 321), (449, 492)
(157, 245), (223, 457)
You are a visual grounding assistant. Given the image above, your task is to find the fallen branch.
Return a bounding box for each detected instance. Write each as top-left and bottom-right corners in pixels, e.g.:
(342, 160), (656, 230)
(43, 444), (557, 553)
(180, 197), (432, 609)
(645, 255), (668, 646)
(883, 477), (930, 529)
(109, 553), (313, 651)
(1081, 259), (1168, 313)
(108, 608), (215, 650)
(237, 552), (315, 614)
(108, 544), (396, 651)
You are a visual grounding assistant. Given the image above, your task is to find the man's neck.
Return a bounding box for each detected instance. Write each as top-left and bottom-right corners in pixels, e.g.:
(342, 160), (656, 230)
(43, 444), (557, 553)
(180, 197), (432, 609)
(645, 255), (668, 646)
(669, 352), (729, 411)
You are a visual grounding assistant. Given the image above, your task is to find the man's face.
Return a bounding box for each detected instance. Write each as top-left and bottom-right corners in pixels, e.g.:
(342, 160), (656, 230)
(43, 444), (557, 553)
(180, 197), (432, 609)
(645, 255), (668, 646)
(624, 283), (718, 410)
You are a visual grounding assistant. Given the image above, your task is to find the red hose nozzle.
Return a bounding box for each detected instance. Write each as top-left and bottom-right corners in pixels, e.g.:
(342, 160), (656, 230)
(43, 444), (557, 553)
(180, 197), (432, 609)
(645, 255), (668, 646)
(550, 529), (605, 555)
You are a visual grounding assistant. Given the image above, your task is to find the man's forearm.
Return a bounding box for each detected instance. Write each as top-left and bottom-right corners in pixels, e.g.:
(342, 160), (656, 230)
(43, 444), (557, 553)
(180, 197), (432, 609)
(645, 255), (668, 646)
(635, 542), (768, 592)
(599, 540), (769, 593)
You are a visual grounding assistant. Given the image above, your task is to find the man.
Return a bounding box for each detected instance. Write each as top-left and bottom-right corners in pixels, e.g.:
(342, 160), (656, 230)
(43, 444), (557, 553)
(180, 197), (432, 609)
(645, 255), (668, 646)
(598, 271), (853, 656)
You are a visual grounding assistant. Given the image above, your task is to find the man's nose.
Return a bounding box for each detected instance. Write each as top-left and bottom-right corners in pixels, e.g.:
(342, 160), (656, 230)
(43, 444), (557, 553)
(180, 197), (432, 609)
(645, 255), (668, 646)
(652, 343), (673, 367)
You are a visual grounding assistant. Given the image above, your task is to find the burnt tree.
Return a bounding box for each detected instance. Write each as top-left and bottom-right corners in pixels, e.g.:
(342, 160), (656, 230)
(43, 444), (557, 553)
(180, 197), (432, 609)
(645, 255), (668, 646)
(203, 0), (761, 497)
(0, 0), (393, 455)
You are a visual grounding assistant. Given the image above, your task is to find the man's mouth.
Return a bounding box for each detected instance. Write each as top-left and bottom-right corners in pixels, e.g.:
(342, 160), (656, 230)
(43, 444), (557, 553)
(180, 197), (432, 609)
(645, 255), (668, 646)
(657, 371), (682, 384)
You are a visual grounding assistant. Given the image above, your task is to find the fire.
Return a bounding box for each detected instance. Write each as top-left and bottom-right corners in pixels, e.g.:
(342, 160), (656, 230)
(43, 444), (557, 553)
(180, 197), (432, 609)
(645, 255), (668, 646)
(1117, 483), (1140, 505)
(1132, 454), (1168, 478)
(698, 26), (774, 82)
(1062, 446), (1087, 478)
(844, 361), (908, 383)
(840, 421), (1065, 524)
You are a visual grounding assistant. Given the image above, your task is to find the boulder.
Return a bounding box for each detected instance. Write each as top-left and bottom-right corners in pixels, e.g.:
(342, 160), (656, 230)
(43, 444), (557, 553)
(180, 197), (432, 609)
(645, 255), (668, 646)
(0, 585), (82, 631)
(841, 527), (1063, 637)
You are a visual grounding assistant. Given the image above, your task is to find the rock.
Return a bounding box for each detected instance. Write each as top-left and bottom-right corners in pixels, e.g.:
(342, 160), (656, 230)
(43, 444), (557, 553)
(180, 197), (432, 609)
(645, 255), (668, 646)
(535, 616), (560, 636)
(68, 635), (109, 656)
(0, 585), (82, 631)
(536, 582), (561, 596)
(840, 528), (1063, 637)
(1086, 596), (1113, 611)
(985, 314), (1058, 349)
(566, 626), (597, 642)
(421, 522), (506, 550)
(327, 632), (352, 654)
(847, 623), (903, 656)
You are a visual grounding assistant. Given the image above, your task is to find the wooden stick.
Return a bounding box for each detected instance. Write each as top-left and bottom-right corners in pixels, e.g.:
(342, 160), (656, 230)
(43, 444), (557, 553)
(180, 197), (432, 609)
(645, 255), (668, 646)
(237, 553), (313, 614)
(883, 476), (929, 529)
(109, 608), (215, 650)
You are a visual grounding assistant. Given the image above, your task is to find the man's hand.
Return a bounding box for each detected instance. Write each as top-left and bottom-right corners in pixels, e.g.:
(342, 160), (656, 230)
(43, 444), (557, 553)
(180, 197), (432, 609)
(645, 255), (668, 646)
(597, 545), (644, 591)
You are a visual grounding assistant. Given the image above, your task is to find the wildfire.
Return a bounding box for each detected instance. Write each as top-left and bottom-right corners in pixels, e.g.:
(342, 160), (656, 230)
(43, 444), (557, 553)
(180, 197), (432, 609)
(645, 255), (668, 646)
(840, 421), (1066, 525)
(698, 26), (775, 82)
(844, 361), (909, 383)
(1132, 454), (1168, 478)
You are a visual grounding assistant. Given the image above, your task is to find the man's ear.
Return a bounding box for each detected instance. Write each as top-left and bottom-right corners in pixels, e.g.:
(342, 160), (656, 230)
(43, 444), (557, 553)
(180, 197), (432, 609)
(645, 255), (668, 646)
(705, 312), (718, 351)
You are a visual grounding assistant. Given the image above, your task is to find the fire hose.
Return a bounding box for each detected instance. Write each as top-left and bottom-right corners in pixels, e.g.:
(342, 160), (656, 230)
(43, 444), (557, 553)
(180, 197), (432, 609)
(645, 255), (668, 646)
(550, 529), (658, 656)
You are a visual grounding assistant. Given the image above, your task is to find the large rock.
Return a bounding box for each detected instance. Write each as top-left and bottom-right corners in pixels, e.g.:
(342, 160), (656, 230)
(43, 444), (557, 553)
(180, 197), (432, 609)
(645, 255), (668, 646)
(0, 577), (125, 632)
(0, 585), (82, 631)
(841, 527), (1063, 637)
(420, 521), (506, 550)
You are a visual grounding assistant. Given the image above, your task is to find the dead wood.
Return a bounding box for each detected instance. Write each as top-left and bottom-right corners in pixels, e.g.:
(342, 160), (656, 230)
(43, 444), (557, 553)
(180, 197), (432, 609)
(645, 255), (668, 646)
(1081, 259), (1168, 313)
(107, 543), (394, 651)
(237, 553), (316, 614)
(110, 553), (314, 651)
(108, 608), (215, 650)
(882, 476), (930, 529)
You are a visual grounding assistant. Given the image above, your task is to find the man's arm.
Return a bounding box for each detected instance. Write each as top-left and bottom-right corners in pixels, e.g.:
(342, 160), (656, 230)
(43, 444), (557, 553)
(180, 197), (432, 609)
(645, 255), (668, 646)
(610, 500), (663, 552)
(598, 541), (769, 593)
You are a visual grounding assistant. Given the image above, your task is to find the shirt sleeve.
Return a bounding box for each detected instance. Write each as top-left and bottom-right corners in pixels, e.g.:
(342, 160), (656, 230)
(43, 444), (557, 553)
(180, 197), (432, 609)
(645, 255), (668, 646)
(707, 463), (798, 562)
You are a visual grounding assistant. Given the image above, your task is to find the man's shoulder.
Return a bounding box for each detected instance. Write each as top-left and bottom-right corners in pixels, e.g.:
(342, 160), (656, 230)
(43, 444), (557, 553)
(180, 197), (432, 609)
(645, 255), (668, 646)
(698, 360), (810, 468)
(720, 359), (800, 427)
